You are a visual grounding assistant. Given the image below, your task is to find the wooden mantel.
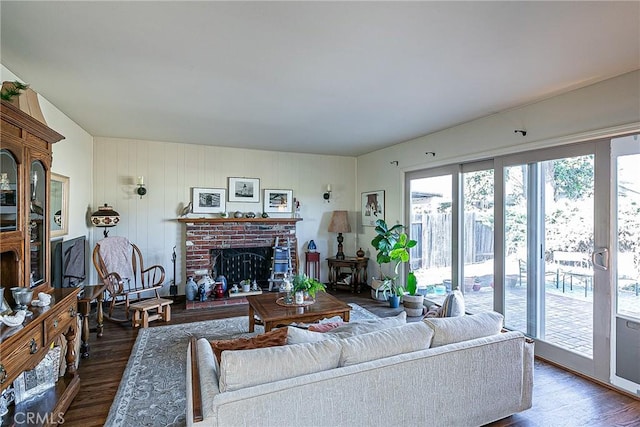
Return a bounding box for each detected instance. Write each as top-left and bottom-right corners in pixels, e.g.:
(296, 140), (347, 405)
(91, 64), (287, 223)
(177, 217), (302, 224)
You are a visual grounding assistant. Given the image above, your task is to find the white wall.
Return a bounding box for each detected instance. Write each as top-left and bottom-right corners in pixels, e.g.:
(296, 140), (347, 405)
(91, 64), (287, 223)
(1, 65), (93, 243)
(92, 137), (357, 293)
(356, 70), (640, 280)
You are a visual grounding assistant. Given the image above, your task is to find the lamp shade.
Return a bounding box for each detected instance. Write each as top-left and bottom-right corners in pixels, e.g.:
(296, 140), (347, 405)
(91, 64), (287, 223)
(328, 210), (351, 233)
(91, 204), (120, 228)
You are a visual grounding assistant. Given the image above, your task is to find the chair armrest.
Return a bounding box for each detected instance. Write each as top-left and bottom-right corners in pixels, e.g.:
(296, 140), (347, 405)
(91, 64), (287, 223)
(103, 272), (125, 295)
(141, 265), (165, 288)
(189, 336), (204, 423)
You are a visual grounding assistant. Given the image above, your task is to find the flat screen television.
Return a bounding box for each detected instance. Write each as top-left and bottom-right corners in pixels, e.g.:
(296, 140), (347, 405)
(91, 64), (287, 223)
(51, 235), (88, 288)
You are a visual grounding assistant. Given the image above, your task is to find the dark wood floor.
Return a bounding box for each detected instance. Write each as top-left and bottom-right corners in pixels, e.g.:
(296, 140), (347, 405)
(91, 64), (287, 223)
(63, 290), (640, 427)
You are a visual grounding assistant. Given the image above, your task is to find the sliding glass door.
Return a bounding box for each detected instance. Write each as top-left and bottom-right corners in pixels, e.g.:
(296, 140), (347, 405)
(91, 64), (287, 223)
(407, 133), (640, 388)
(502, 147), (598, 370)
(611, 134), (640, 393)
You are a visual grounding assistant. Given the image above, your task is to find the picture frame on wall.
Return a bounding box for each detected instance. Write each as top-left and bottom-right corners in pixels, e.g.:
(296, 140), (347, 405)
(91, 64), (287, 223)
(264, 189), (293, 213)
(228, 177), (260, 203)
(361, 190), (385, 226)
(192, 187), (226, 213)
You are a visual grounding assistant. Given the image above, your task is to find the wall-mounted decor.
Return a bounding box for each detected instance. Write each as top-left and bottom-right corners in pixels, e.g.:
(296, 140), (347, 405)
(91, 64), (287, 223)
(51, 173), (69, 237)
(361, 190), (385, 227)
(192, 187), (226, 213)
(264, 189), (293, 213)
(228, 177), (260, 203)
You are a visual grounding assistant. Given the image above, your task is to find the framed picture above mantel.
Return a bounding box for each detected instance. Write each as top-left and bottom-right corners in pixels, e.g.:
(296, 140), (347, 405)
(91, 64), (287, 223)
(228, 177), (260, 203)
(264, 189), (293, 213)
(192, 187), (226, 213)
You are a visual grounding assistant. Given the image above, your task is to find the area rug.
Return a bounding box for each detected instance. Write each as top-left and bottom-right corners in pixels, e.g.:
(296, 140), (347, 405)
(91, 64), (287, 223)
(105, 303), (378, 427)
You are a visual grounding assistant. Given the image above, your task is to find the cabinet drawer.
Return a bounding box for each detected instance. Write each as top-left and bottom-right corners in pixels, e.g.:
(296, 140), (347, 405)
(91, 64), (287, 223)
(44, 300), (77, 343)
(0, 327), (43, 387)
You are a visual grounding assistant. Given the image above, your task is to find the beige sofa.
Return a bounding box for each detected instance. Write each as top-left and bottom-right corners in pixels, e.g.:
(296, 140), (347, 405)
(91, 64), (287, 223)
(187, 312), (534, 427)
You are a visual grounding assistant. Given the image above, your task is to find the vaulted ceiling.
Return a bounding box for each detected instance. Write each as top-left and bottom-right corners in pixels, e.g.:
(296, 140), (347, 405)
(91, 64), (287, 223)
(2, 1), (638, 156)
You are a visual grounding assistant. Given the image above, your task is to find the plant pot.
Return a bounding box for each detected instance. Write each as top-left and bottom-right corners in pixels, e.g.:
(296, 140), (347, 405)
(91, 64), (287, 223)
(388, 295), (400, 308)
(403, 294), (425, 317)
(370, 278), (389, 301)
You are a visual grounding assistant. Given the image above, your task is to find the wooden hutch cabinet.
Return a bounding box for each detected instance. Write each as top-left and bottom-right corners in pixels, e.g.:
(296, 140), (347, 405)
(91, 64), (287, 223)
(1, 99), (81, 425)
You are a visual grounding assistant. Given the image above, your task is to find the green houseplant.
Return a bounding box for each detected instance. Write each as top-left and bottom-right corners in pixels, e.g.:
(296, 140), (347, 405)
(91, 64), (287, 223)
(371, 219), (417, 308)
(292, 273), (327, 299)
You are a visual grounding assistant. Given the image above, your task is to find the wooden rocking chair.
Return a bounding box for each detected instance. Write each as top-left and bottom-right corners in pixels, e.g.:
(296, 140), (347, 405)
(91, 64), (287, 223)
(92, 237), (165, 323)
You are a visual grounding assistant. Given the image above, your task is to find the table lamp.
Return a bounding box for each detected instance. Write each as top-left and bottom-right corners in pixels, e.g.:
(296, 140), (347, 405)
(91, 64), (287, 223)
(328, 210), (351, 260)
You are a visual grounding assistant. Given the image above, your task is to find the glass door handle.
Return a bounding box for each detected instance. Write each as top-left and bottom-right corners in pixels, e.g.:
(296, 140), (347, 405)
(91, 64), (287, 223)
(592, 248), (609, 271)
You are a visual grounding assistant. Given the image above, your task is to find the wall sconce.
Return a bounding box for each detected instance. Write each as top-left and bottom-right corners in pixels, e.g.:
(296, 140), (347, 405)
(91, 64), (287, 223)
(136, 176), (147, 198)
(323, 184), (332, 202)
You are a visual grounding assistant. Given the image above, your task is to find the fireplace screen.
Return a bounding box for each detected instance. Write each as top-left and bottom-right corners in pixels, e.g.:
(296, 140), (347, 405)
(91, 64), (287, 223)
(212, 247), (272, 288)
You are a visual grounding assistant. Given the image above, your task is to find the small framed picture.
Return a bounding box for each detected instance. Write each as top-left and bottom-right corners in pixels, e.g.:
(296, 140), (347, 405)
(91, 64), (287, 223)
(192, 188), (226, 213)
(264, 189), (293, 213)
(362, 190), (385, 226)
(228, 177), (260, 203)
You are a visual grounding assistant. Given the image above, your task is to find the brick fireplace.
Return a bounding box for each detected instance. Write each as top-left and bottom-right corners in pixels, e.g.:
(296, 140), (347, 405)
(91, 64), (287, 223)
(179, 218), (301, 281)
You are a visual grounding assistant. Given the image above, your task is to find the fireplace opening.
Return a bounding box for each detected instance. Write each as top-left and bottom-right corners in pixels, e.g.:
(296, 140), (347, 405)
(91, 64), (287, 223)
(211, 247), (274, 289)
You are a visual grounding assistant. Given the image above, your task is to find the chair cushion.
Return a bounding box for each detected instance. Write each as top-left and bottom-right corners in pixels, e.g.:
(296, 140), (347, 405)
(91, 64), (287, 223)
(339, 322), (434, 367)
(209, 327), (288, 364)
(287, 312), (407, 344)
(423, 311), (504, 347)
(218, 339), (342, 392)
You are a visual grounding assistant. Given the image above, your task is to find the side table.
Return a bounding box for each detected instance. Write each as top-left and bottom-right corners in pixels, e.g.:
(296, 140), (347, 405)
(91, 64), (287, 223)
(327, 257), (369, 293)
(305, 251), (320, 281)
(78, 284), (106, 359)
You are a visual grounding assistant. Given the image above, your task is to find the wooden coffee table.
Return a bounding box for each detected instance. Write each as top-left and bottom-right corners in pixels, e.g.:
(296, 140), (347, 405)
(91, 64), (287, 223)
(246, 292), (351, 332)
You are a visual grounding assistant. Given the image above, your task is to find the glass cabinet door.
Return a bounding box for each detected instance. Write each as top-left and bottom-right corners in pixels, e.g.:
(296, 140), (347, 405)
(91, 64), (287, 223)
(29, 160), (46, 287)
(0, 149), (18, 232)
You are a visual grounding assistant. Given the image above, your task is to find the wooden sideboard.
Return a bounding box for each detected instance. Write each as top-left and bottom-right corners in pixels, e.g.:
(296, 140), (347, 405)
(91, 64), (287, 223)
(0, 288), (80, 426)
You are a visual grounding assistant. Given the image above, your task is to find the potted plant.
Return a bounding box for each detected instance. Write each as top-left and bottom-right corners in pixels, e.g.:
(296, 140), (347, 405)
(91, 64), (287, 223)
(402, 271), (424, 316)
(371, 219), (417, 308)
(292, 273), (327, 303)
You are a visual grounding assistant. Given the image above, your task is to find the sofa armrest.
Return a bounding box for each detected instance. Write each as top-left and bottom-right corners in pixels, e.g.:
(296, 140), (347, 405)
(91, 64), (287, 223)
(189, 336), (204, 423)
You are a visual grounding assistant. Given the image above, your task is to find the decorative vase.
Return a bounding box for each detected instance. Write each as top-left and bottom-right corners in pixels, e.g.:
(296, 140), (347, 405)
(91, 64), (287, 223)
(197, 274), (214, 296)
(356, 247), (365, 258)
(295, 291), (304, 305)
(388, 294), (400, 308)
(215, 275), (227, 292)
(214, 282), (225, 299)
(307, 240), (317, 252)
(185, 276), (197, 301)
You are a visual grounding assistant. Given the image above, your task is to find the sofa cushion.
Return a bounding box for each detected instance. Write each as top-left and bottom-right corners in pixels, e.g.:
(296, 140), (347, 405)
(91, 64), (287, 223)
(339, 322), (434, 367)
(439, 290), (465, 317)
(218, 338), (341, 392)
(209, 327), (288, 364)
(423, 311), (504, 347)
(287, 311), (407, 344)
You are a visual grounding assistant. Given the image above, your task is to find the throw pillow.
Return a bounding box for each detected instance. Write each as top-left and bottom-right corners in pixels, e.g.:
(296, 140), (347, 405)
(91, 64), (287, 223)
(209, 327), (288, 364)
(308, 321), (345, 332)
(423, 311), (504, 347)
(339, 322), (434, 367)
(218, 339), (342, 392)
(439, 289), (465, 317)
(286, 311), (407, 344)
